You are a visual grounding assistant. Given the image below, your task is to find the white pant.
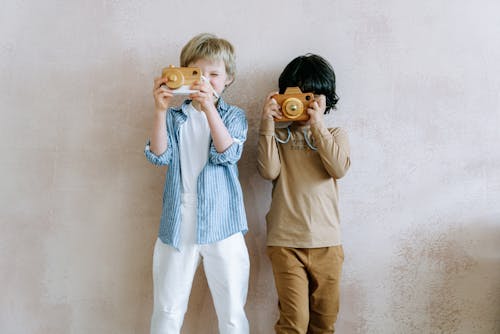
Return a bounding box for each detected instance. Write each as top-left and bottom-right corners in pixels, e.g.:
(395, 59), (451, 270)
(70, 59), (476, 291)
(150, 194), (250, 334)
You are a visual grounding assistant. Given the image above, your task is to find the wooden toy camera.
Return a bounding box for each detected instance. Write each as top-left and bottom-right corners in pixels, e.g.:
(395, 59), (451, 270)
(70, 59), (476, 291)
(273, 87), (314, 122)
(161, 65), (202, 91)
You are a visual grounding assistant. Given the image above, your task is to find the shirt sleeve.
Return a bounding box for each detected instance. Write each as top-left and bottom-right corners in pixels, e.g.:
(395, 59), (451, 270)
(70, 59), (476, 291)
(208, 106), (248, 165)
(144, 112), (174, 166)
(310, 123), (351, 179)
(257, 118), (281, 180)
(144, 141), (172, 166)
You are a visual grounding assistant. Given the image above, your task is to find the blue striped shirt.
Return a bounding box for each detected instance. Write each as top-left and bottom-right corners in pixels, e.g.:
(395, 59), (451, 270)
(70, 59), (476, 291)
(144, 98), (248, 250)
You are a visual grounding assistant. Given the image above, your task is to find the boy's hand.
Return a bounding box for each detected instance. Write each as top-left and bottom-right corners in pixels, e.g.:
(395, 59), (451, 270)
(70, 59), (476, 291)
(153, 77), (173, 113)
(189, 80), (217, 112)
(262, 92), (282, 120)
(307, 94), (326, 125)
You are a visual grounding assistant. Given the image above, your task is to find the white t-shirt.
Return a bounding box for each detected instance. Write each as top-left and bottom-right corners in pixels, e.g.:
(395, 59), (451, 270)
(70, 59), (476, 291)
(179, 102), (211, 195)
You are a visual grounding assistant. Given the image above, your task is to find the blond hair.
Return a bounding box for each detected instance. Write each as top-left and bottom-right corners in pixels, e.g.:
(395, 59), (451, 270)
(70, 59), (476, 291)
(180, 33), (236, 82)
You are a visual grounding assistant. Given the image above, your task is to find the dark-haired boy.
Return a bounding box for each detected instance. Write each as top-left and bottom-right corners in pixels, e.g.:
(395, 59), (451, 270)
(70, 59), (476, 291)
(257, 54), (351, 334)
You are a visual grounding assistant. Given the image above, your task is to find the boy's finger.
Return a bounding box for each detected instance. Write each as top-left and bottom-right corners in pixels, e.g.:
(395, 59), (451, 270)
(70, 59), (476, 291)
(155, 77), (169, 88)
(268, 98), (278, 106)
(154, 77), (163, 86)
(316, 95), (326, 107)
(155, 86), (170, 95)
(267, 91), (279, 100)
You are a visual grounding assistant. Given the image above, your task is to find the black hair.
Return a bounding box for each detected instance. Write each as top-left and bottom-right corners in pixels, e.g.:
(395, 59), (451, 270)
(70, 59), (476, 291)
(278, 54), (339, 113)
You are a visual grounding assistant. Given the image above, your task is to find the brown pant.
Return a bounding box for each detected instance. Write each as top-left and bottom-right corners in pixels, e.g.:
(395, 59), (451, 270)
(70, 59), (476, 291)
(267, 246), (344, 334)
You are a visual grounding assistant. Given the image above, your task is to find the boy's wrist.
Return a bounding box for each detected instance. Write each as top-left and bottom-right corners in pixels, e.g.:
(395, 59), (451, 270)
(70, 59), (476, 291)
(155, 106), (167, 113)
(310, 121), (330, 138)
(259, 117), (275, 135)
(154, 109), (167, 119)
(309, 119), (323, 127)
(202, 101), (218, 115)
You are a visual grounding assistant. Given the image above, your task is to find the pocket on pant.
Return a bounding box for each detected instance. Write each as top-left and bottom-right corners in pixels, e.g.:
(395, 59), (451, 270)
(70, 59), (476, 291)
(333, 245), (344, 262)
(266, 246), (274, 258)
(266, 245), (282, 261)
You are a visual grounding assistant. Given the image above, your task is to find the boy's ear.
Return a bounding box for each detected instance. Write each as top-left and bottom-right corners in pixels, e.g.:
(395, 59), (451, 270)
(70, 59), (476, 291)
(225, 76), (234, 86)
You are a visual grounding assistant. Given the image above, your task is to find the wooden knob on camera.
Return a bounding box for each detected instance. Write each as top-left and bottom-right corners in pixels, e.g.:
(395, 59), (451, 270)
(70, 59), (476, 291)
(164, 68), (184, 89)
(283, 97), (303, 119)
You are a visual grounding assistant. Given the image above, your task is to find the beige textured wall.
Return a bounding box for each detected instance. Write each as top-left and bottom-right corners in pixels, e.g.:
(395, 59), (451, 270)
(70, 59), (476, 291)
(1, 0), (499, 333)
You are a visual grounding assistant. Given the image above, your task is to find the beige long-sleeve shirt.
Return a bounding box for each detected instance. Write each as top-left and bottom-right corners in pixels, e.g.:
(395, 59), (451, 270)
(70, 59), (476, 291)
(257, 118), (351, 248)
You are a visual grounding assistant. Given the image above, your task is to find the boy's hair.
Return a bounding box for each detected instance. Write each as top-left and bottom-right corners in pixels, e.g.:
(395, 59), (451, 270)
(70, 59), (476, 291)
(180, 33), (236, 83)
(279, 54), (339, 113)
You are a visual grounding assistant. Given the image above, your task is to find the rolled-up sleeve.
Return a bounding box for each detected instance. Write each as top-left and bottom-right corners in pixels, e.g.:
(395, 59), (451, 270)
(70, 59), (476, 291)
(144, 141), (172, 166)
(208, 107), (247, 165)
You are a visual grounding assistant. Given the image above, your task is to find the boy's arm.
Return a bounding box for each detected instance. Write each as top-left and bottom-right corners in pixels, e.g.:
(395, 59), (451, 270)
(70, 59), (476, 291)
(150, 111), (168, 155)
(144, 77), (173, 166)
(144, 111), (173, 166)
(204, 103), (236, 153)
(207, 106), (248, 165)
(310, 123), (351, 179)
(257, 92), (282, 180)
(257, 118), (281, 180)
(190, 80), (235, 154)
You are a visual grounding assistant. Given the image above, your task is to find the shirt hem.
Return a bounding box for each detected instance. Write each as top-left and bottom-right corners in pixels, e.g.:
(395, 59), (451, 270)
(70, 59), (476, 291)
(266, 240), (342, 248)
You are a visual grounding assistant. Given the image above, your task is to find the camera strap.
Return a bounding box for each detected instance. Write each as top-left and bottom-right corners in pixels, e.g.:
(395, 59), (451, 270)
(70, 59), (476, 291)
(274, 127), (318, 151)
